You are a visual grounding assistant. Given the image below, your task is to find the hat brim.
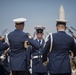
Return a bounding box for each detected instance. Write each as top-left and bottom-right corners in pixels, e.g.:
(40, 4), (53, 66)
(13, 18), (27, 23)
(56, 19), (68, 23)
(34, 27), (45, 30)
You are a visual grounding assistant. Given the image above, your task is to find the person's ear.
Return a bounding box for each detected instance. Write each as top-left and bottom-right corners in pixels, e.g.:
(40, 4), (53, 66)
(65, 26), (66, 30)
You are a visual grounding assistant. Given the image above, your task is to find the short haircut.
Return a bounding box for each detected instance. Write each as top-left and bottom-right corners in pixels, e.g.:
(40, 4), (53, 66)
(56, 22), (66, 26)
(16, 22), (24, 25)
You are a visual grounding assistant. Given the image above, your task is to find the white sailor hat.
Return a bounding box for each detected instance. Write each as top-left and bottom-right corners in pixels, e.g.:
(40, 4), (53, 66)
(34, 25), (45, 30)
(56, 5), (68, 23)
(34, 25), (45, 33)
(13, 18), (27, 23)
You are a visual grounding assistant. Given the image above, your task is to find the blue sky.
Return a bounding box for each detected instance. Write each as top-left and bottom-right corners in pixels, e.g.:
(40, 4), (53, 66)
(0, 0), (76, 36)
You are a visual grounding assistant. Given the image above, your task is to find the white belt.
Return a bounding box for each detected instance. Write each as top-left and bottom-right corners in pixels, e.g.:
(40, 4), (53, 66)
(32, 55), (43, 59)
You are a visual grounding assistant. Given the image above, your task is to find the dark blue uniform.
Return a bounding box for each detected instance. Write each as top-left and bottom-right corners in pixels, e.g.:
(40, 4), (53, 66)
(31, 39), (47, 75)
(26, 47), (31, 75)
(8, 29), (39, 71)
(43, 31), (76, 75)
(0, 40), (10, 75)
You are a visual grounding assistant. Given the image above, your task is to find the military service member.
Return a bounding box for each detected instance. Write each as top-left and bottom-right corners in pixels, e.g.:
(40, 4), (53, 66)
(43, 5), (76, 75)
(28, 26), (48, 75)
(7, 18), (40, 75)
(0, 37), (10, 75)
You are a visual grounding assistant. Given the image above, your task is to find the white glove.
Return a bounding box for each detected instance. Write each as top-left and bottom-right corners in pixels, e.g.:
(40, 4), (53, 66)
(0, 55), (5, 61)
(28, 34), (32, 39)
(29, 68), (32, 74)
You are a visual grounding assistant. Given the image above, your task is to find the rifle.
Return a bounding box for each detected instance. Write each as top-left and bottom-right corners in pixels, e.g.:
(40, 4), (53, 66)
(0, 28), (8, 38)
(70, 26), (76, 31)
(66, 27), (76, 39)
(0, 48), (10, 62)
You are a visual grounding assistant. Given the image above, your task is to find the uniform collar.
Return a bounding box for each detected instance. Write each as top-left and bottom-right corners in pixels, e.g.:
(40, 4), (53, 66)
(15, 29), (23, 31)
(58, 31), (66, 33)
(58, 30), (65, 31)
(37, 39), (43, 45)
(37, 39), (43, 42)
